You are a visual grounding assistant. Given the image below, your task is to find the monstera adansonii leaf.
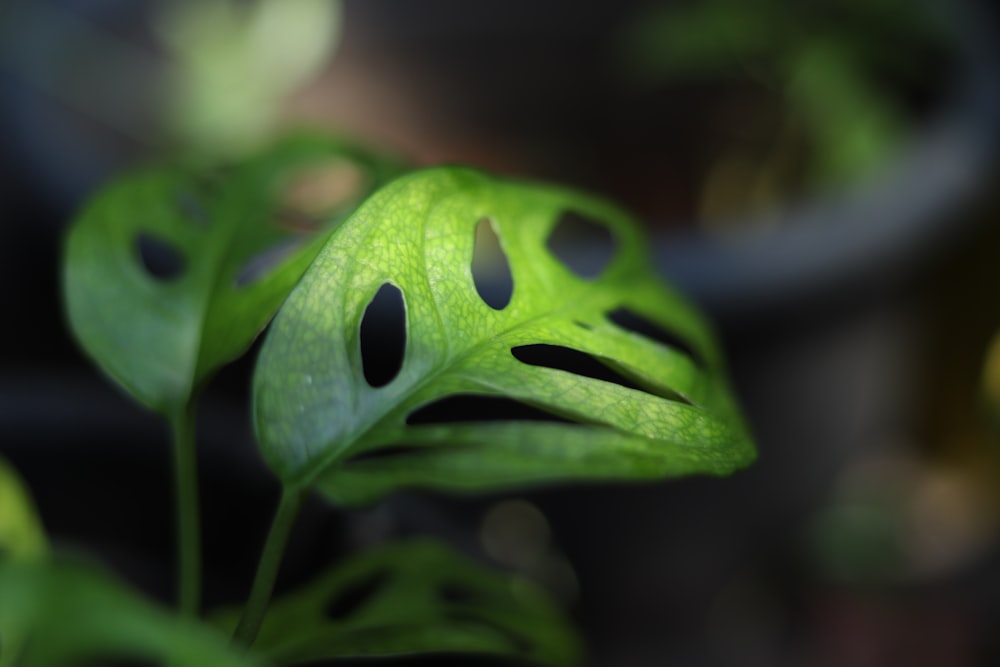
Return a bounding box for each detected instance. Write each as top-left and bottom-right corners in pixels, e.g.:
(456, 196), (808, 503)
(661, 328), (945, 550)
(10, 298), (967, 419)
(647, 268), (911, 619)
(253, 167), (755, 505)
(216, 539), (580, 666)
(64, 132), (399, 415)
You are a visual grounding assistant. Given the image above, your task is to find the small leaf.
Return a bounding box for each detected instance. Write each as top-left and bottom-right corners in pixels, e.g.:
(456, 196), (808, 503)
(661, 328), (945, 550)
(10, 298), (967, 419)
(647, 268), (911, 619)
(253, 167), (754, 504)
(213, 539), (581, 666)
(64, 132), (400, 414)
(0, 456), (47, 563)
(0, 560), (258, 667)
(0, 458), (47, 667)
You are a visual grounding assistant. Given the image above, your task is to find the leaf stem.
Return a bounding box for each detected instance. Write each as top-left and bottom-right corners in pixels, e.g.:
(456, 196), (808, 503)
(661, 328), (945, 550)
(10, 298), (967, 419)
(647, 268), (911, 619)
(171, 401), (201, 616)
(233, 488), (304, 648)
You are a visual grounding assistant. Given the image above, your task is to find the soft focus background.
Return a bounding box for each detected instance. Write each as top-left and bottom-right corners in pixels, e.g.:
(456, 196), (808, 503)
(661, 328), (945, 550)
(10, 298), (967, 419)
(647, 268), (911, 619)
(3, 1), (1000, 666)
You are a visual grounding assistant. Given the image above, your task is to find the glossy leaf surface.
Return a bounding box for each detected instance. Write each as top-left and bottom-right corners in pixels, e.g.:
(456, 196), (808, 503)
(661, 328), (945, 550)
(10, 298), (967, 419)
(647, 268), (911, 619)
(216, 539), (580, 666)
(0, 560), (257, 667)
(64, 133), (399, 414)
(254, 167), (754, 503)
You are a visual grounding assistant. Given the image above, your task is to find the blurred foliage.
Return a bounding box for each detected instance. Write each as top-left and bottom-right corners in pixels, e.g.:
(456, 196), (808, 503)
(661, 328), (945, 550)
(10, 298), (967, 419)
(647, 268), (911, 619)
(619, 0), (952, 219)
(0, 560), (258, 667)
(213, 540), (582, 666)
(981, 330), (1000, 425)
(804, 452), (999, 587)
(805, 483), (907, 586)
(156, 0), (342, 158)
(0, 456), (47, 564)
(63, 132), (399, 415)
(0, 0), (341, 160)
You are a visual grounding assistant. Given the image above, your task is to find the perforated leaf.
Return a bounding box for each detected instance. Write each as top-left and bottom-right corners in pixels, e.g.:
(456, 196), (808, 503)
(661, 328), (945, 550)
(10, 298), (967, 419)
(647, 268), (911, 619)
(0, 560), (258, 667)
(64, 132), (399, 414)
(214, 539), (580, 666)
(254, 167), (755, 504)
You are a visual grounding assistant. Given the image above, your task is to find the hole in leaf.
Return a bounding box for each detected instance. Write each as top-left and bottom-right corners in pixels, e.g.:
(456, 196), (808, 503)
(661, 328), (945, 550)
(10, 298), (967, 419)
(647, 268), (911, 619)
(406, 395), (574, 426)
(512, 344), (645, 391)
(439, 583), (486, 606)
(443, 612), (533, 654)
(547, 211), (617, 279)
(234, 238), (305, 288)
(360, 283), (407, 388)
(135, 233), (185, 281)
(607, 308), (704, 367)
(174, 188), (210, 226)
(472, 218), (514, 310)
(325, 570), (389, 621)
(513, 344), (693, 404)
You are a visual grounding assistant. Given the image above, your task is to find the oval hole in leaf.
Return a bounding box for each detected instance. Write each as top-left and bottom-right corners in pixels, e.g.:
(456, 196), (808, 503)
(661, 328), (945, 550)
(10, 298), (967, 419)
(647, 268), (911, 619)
(607, 307), (704, 367)
(324, 570), (389, 621)
(472, 218), (513, 310)
(512, 344), (645, 391)
(439, 583), (486, 606)
(135, 233), (186, 281)
(234, 238), (305, 288)
(514, 344), (693, 405)
(360, 283), (407, 388)
(406, 395), (574, 426)
(547, 211), (617, 279)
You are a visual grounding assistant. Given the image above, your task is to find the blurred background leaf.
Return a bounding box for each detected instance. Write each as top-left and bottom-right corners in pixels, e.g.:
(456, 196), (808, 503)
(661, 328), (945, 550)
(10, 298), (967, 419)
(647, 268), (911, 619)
(156, 0), (342, 157)
(63, 132), (400, 414)
(617, 0), (951, 223)
(0, 456), (47, 564)
(0, 559), (259, 667)
(214, 539), (582, 666)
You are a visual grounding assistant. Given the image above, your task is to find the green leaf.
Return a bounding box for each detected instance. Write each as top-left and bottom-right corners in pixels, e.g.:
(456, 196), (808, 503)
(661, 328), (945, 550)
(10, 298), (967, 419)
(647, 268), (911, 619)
(785, 41), (904, 184)
(0, 559), (258, 667)
(0, 457), (47, 667)
(215, 539), (581, 666)
(618, 0), (783, 84)
(253, 167), (754, 504)
(0, 456), (47, 563)
(64, 132), (400, 415)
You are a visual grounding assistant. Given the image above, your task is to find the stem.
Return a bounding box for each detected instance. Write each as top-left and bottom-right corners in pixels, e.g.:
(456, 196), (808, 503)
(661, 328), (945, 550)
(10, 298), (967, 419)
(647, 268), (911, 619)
(233, 488), (304, 648)
(171, 401), (201, 616)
